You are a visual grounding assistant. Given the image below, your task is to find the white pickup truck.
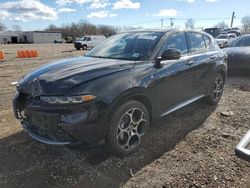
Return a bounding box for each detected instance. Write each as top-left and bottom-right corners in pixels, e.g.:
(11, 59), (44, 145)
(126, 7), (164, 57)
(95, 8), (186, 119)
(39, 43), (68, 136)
(74, 35), (106, 50)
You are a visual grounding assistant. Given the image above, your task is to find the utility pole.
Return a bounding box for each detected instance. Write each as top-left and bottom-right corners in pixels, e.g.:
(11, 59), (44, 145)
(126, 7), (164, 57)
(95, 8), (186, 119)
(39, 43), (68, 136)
(230, 11), (235, 28)
(170, 18), (174, 28)
(161, 19), (164, 28)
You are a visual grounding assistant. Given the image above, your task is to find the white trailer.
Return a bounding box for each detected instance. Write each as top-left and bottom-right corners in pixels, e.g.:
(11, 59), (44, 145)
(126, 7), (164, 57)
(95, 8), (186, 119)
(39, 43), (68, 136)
(24, 31), (62, 43)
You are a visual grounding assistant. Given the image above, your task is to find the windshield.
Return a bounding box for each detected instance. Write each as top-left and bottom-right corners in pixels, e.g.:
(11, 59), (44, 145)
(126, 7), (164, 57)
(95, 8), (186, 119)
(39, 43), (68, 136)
(80, 37), (88, 41)
(85, 32), (164, 60)
(228, 36), (250, 47)
(216, 35), (228, 39)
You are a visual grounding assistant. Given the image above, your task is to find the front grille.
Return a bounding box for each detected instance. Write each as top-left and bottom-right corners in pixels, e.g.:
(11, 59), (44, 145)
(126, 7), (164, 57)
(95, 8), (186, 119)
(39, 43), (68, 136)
(27, 121), (72, 142)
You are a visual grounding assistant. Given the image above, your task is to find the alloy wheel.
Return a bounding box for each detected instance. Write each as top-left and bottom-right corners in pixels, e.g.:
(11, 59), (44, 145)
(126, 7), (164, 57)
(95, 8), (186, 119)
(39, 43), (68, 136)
(212, 75), (224, 102)
(116, 108), (147, 151)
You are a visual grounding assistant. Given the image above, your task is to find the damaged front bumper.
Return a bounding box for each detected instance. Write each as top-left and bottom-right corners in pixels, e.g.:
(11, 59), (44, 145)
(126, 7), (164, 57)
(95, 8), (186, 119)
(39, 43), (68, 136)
(13, 91), (108, 146)
(21, 121), (71, 145)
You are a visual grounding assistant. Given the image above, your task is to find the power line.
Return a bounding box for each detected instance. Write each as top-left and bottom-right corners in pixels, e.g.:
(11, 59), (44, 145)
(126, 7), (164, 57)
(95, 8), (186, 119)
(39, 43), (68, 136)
(122, 16), (244, 27)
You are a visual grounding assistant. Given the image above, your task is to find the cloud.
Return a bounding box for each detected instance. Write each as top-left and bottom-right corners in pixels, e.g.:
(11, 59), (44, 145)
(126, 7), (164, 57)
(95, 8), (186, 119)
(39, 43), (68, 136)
(149, 9), (179, 17)
(58, 8), (77, 12)
(177, 0), (219, 2)
(56, 0), (110, 9)
(87, 11), (117, 18)
(206, 0), (219, 2)
(0, 10), (9, 20)
(177, 0), (195, 2)
(90, 0), (109, 9)
(55, 0), (90, 6)
(0, 0), (57, 21)
(113, 0), (140, 10)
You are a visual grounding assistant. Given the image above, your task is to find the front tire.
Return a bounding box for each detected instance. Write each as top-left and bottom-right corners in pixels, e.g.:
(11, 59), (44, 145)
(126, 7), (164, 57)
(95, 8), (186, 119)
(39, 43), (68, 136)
(106, 100), (150, 156)
(205, 73), (225, 105)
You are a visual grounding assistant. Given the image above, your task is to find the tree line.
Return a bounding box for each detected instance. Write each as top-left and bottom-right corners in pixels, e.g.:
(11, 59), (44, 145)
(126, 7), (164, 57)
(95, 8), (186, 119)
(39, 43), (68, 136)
(44, 20), (117, 40)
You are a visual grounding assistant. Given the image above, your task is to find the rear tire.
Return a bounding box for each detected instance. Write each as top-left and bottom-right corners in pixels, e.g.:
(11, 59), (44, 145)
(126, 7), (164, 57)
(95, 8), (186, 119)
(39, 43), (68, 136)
(76, 48), (81, 50)
(83, 45), (87, 50)
(106, 100), (150, 156)
(205, 73), (225, 105)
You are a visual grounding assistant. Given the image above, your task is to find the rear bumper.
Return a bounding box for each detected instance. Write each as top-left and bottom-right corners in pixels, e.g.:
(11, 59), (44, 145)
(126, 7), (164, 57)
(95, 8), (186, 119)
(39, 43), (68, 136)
(235, 130), (250, 162)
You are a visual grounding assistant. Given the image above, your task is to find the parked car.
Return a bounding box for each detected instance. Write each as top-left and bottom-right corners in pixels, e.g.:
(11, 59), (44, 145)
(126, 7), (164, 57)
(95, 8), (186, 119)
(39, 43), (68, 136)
(222, 27), (241, 37)
(204, 27), (222, 38)
(215, 33), (236, 48)
(235, 130), (250, 162)
(13, 29), (227, 156)
(223, 34), (250, 74)
(74, 35), (106, 50)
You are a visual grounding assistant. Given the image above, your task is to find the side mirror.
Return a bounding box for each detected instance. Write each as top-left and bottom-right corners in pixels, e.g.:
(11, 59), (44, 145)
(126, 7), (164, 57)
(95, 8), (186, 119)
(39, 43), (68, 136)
(161, 48), (181, 61)
(155, 48), (181, 68)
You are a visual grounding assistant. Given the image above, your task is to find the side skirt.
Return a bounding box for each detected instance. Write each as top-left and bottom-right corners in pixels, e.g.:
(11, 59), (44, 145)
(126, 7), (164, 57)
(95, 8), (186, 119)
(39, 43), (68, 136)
(161, 95), (205, 117)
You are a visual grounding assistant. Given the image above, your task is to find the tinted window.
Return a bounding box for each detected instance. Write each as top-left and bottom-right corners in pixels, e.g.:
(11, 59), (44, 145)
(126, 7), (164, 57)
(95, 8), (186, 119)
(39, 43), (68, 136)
(228, 35), (235, 39)
(187, 32), (206, 53)
(160, 32), (188, 55)
(216, 35), (228, 39)
(229, 36), (250, 47)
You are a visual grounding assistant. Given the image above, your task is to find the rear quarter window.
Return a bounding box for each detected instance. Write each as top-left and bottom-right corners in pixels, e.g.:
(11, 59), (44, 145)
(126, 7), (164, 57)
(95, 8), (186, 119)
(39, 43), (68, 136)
(203, 35), (211, 48)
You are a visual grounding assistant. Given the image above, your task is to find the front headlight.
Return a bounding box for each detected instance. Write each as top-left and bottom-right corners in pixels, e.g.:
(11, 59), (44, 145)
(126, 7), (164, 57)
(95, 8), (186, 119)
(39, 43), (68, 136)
(40, 95), (97, 104)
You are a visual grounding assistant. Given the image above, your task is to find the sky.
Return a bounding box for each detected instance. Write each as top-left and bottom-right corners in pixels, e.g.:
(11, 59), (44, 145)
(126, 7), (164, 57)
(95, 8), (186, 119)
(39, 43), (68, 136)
(0, 0), (249, 31)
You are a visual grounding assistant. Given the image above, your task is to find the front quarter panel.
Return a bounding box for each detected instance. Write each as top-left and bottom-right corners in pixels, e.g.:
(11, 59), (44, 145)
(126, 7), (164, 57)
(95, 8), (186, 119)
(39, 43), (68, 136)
(67, 61), (156, 107)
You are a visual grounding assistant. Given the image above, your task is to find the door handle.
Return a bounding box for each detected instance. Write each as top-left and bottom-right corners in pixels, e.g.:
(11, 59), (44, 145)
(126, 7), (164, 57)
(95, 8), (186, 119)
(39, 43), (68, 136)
(186, 60), (194, 65)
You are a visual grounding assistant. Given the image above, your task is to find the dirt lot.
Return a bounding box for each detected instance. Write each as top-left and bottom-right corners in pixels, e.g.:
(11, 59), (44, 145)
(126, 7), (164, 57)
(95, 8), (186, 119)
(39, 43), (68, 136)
(0, 44), (249, 188)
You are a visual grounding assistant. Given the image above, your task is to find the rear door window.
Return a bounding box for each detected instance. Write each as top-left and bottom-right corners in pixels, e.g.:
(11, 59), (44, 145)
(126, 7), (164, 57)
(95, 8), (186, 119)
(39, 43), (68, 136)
(187, 32), (206, 53)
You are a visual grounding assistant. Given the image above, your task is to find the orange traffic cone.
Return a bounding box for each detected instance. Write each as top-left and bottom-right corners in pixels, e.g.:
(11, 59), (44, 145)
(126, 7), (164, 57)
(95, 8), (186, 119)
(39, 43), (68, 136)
(28, 50), (35, 57)
(17, 50), (23, 58)
(23, 50), (29, 58)
(0, 51), (5, 60)
(20, 50), (25, 58)
(33, 50), (38, 57)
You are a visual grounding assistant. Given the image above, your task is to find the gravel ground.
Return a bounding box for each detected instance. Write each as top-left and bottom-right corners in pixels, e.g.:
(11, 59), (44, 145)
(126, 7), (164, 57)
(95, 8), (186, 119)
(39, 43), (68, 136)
(0, 44), (249, 188)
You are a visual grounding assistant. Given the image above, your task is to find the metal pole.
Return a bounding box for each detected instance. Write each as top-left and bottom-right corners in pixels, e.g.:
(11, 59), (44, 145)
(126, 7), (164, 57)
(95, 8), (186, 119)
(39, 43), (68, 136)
(231, 11), (235, 28)
(170, 18), (174, 28)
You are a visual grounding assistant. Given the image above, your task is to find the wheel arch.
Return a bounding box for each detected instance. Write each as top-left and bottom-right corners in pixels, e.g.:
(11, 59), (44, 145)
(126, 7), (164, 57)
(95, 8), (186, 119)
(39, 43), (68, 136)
(108, 87), (154, 124)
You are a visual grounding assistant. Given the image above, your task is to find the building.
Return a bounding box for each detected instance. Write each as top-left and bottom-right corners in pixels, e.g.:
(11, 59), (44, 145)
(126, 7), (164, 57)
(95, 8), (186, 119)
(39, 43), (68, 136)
(23, 31), (62, 43)
(0, 30), (62, 44)
(0, 30), (25, 44)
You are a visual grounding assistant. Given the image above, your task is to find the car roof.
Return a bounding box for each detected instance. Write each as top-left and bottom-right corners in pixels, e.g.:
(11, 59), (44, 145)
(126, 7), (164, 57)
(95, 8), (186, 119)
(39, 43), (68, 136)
(121, 28), (209, 36)
(218, 33), (235, 36)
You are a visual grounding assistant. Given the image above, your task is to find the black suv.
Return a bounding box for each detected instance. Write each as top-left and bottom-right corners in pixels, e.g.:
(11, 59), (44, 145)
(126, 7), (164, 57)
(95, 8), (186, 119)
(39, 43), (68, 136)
(13, 29), (227, 156)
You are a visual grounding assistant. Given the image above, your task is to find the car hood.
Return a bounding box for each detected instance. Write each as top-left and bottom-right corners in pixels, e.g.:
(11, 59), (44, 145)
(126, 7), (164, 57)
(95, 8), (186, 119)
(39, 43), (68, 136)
(75, 40), (84, 43)
(216, 39), (227, 43)
(222, 46), (250, 55)
(17, 56), (135, 97)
